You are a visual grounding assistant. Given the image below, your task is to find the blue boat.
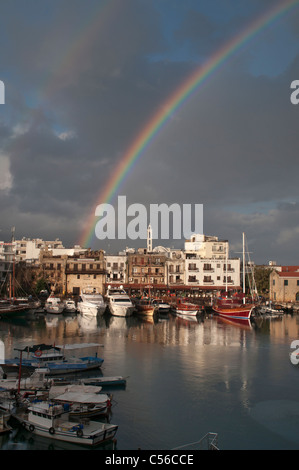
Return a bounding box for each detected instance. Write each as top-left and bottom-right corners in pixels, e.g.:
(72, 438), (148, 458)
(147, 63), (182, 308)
(2, 343), (104, 376)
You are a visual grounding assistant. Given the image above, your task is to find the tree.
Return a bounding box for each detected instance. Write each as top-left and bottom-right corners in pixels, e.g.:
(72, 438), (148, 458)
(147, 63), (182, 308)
(35, 277), (48, 294)
(253, 266), (273, 295)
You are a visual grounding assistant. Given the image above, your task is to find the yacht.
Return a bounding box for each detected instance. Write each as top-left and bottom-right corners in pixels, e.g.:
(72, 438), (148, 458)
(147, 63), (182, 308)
(106, 286), (135, 317)
(77, 287), (106, 316)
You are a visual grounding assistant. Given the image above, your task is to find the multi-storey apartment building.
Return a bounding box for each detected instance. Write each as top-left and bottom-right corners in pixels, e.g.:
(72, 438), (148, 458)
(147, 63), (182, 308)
(14, 237), (86, 263)
(105, 253), (127, 287)
(166, 250), (185, 288)
(127, 249), (167, 294)
(184, 233), (240, 291)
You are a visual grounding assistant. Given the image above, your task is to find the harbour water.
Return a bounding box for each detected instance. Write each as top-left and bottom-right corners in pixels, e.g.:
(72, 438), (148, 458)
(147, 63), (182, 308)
(1, 310), (299, 450)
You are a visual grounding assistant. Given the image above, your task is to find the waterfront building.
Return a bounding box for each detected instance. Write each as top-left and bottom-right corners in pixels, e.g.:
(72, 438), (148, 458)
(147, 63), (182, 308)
(184, 233), (240, 293)
(166, 250), (185, 289)
(65, 250), (106, 296)
(269, 266), (299, 303)
(184, 233), (228, 259)
(105, 253), (127, 288)
(13, 237), (86, 263)
(127, 249), (167, 296)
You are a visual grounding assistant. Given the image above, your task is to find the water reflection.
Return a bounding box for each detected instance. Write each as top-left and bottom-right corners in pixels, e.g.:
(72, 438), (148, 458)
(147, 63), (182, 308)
(1, 312), (299, 449)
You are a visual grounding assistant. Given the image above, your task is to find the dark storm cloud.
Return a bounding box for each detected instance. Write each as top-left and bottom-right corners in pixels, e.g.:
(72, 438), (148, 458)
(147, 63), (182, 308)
(0, 0), (298, 263)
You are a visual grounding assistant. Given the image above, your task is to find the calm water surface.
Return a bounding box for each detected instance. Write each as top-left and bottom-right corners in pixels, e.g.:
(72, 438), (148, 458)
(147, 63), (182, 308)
(1, 310), (299, 450)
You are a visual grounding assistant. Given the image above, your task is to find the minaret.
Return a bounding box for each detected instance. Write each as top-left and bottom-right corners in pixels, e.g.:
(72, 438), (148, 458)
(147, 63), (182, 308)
(147, 224), (152, 253)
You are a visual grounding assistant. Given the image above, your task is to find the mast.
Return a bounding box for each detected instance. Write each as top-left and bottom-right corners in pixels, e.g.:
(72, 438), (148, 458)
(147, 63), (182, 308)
(242, 232), (245, 304)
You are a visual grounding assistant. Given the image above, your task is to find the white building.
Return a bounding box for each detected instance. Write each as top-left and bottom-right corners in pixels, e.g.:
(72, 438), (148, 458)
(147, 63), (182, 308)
(105, 253), (127, 287)
(184, 234), (240, 290)
(166, 250), (185, 287)
(185, 233), (228, 259)
(13, 238), (86, 263)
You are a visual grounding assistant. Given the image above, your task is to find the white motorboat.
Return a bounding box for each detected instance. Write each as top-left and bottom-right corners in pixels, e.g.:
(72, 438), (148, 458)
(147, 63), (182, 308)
(63, 299), (77, 313)
(106, 286), (135, 317)
(77, 287), (106, 316)
(45, 296), (64, 314)
(259, 303), (284, 316)
(12, 401), (118, 446)
(152, 299), (171, 313)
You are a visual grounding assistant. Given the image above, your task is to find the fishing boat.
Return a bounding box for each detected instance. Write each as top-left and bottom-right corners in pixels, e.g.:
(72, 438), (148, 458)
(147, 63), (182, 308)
(44, 296), (64, 314)
(106, 286), (135, 317)
(134, 298), (159, 316)
(12, 401), (118, 446)
(2, 343), (104, 376)
(174, 298), (200, 317)
(77, 287), (106, 316)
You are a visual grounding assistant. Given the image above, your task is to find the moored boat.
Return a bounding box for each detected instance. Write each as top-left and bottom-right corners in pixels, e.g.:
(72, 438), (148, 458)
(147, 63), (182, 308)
(174, 298), (200, 317)
(106, 286), (135, 317)
(77, 287), (106, 316)
(152, 299), (171, 313)
(134, 298), (158, 316)
(63, 299), (77, 313)
(12, 401), (118, 446)
(2, 343), (104, 376)
(45, 296), (64, 314)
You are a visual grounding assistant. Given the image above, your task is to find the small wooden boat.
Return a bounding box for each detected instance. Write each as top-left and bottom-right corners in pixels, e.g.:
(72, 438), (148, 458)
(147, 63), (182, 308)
(135, 298), (159, 316)
(174, 298), (200, 316)
(80, 376), (127, 387)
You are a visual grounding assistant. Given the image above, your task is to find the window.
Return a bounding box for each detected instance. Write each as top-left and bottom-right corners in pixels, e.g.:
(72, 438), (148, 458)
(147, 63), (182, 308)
(284, 280), (288, 286)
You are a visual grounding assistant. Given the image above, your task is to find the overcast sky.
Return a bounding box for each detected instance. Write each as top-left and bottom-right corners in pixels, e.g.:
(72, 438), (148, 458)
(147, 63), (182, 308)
(0, 0), (299, 264)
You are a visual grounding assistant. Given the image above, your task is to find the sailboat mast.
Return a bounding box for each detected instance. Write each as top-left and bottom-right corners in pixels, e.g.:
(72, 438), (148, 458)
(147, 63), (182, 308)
(242, 232), (245, 304)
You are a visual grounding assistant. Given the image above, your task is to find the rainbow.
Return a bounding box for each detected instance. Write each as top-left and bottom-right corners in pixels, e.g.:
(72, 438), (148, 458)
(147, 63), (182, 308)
(79, 0), (299, 248)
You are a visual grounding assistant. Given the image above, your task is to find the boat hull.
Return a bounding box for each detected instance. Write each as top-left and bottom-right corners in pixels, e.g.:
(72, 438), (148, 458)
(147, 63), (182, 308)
(109, 304), (135, 317)
(14, 415), (118, 446)
(213, 305), (253, 319)
(135, 306), (158, 316)
(176, 308), (198, 316)
(77, 303), (106, 316)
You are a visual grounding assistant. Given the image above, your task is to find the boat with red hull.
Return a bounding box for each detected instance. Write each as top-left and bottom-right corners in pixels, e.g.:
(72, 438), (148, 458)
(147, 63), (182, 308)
(213, 303), (253, 319)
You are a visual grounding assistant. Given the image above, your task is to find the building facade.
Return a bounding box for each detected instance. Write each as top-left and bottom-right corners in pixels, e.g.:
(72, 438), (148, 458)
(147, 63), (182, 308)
(269, 266), (299, 303)
(105, 254), (127, 287)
